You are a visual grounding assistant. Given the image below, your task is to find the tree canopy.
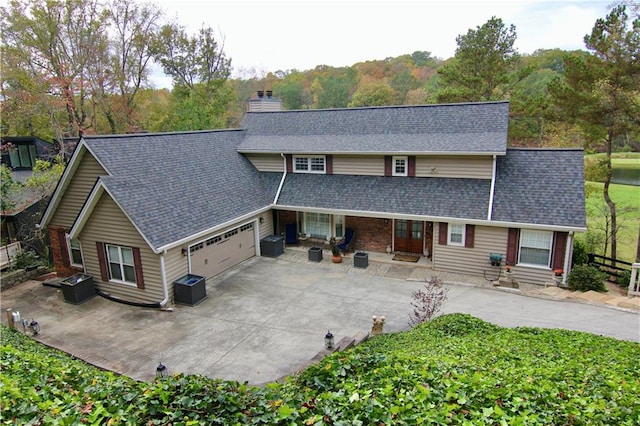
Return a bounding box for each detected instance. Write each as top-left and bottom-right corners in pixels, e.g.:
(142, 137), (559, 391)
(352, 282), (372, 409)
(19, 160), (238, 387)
(436, 16), (523, 102)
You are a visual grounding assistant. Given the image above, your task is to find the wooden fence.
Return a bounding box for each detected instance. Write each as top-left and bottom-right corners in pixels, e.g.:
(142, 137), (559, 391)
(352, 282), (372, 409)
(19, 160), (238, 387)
(0, 242), (21, 270)
(587, 253), (633, 281)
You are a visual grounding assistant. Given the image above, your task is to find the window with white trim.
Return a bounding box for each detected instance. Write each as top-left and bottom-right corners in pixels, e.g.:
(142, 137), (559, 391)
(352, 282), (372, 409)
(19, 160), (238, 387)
(68, 237), (84, 267)
(334, 215), (345, 239)
(106, 244), (137, 285)
(294, 155), (326, 173)
(392, 156), (408, 176)
(519, 230), (552, 267)
(304, 212), (331, 240)
(448, 223), (465, 246)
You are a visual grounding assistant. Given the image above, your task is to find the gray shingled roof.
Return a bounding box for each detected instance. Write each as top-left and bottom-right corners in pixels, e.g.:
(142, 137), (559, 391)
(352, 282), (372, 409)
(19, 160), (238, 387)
(83, 130), (275, 251)
(492, 149), (586, 228)
(238, 102), (509, 154)
(275, 174), (491, 220)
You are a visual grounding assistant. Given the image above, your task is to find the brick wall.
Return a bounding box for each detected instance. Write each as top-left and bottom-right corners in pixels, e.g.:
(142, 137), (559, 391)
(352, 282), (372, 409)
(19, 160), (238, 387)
(346, 216), (392, 253)
(48, 226), (82, 278)
(277, 210), (297, 235)
(276, 211), (394, 253)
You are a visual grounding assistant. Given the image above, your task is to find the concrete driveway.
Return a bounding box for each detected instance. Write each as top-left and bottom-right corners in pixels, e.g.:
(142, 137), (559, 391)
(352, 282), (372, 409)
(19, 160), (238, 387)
(1, 256), (638, 386)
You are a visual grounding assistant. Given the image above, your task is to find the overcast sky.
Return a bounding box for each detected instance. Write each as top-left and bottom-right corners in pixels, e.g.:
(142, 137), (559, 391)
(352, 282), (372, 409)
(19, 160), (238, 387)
(152, 0), (612, 87)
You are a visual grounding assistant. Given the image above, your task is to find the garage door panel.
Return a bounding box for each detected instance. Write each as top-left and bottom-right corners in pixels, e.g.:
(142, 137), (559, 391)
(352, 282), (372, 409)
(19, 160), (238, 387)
(191, 223), (256, 279)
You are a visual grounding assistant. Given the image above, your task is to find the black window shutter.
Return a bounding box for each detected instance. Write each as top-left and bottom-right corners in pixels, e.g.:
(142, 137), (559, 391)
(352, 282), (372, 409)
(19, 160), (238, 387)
(285, 154), (292, 172)
(506, 228), (519, 265)
(408, 156), (416, 177)
(326, 155), (333, 175)
(132, 247), (145, 289)
(465, 225), (475, 248)
(384, 156), (392, 176)
(551, 232), (568, 270)
(438, 222), (448, 245)
(96, 242), (109, 281)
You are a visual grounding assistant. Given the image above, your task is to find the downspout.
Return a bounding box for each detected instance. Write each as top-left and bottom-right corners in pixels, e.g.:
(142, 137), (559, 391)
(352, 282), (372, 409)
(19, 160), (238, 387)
(562, 232), (574, 286)
(158, 250), (170, 308)
(487, 154), (497, 221)
(274, 153), (287, 204)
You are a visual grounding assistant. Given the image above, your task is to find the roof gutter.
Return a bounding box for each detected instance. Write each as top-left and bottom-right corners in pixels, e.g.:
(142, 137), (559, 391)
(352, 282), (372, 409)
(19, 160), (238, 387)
(487, 154), (497, 220)
(238, 149), (506, 157)
(273, 153), (287, 204)
(272, 204), (587, 233)
(156, 205), (271, 253)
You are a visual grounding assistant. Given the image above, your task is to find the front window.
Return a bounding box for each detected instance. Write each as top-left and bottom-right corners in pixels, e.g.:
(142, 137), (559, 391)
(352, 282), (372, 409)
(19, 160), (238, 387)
(68, 237), (83, 267)
(392, 156), (408, 176)
(304, 212), (331, 240)
(334, 215), (345, 239)
(448, 223), (465, 246)
(294, 155), (325, 173)
(7, 144), (37, 168)
(106, 244), (136, 284)
(519, 230), (552, 267)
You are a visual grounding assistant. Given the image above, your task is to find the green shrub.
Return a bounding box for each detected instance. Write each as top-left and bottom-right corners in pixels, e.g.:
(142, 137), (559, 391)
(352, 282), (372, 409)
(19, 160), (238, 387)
(584, 157), (607, 182)
(571, 238), (590, 266)
(616, 270), (631, 289)
(567, 264), (608, 292)
(12, 250), (40, 270)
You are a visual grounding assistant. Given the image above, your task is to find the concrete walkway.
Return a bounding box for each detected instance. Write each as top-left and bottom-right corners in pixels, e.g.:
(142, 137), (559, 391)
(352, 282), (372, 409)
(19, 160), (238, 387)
(1, 250), (638, 387)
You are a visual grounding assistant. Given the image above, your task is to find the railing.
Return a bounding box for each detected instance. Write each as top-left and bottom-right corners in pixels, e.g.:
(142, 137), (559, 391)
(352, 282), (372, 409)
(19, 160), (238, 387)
(629, 263), (640, 297)
(587, 253), (633, 280)
(0, 241), (21, 270)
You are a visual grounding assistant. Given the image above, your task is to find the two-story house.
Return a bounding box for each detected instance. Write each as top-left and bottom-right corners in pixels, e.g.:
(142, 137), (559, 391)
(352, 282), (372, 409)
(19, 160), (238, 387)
(39, 101), (586, 306)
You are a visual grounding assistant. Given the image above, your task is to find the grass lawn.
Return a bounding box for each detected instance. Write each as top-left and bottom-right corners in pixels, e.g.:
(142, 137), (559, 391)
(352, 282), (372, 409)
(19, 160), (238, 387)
(582, 152), (639, 263)
(584, 181), (639, 263)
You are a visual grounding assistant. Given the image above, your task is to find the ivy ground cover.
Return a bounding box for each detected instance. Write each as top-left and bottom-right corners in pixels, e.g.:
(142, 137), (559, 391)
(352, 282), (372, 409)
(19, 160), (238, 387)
(2, 313), (639, 425)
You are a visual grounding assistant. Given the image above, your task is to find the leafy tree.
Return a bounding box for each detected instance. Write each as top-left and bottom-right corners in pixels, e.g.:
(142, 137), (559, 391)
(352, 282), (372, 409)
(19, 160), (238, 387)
(550, 5), (640, 264)
(0, 164), (18, 214)
(1, 0), (110, 140)
(348, 81), (396, 107)
(273, 71), (309, 110)
(20, 157), (65, 260)
(436, 16), (523, 102)
(152, 23), (232, 130)
(310, 67), (356, 109)
(100, 0), (162, 133)
(390, 70), (420, 104)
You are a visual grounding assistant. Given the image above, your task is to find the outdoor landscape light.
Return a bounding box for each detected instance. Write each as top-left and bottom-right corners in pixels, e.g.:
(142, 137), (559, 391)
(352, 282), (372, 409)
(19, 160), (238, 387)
(324, 330), (334, 349)
(29, 320), (40, 336)
(155, 362), (168, 379)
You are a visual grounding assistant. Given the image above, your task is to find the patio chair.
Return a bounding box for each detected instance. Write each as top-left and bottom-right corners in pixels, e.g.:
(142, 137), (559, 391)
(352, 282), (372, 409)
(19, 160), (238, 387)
(337, 228), (355, 253)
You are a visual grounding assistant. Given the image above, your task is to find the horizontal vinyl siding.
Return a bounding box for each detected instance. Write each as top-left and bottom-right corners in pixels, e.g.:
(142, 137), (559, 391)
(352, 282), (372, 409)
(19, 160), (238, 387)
(333, 155), (384, 176)
(508, 266), (556, 286)
(50, 153), (107, 228)
(245, 154), (284, 172)
(416, 156), (493, 179)
(258, 212), (274, 240)
(163, 247), (189, 304)
(80, 194), (164, 304)
(433, 224), (508, 277)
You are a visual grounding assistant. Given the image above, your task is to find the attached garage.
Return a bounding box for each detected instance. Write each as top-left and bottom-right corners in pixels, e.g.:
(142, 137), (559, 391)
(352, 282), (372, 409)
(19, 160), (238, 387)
(189, 223), (256, 279)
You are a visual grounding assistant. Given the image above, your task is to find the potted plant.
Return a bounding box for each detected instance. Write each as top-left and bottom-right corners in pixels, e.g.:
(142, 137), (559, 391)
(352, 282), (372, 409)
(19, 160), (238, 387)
(329, 237), (342, 263)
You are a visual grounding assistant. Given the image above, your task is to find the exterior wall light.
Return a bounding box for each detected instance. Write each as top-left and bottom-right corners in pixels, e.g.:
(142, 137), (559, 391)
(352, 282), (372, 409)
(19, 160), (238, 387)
(324, 330), (334, 349)
(156, 362), (168, 379)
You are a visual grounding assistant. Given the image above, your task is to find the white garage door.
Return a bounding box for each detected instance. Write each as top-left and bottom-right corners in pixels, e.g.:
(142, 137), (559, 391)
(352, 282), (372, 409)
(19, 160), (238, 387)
(190, 223), (256, 279)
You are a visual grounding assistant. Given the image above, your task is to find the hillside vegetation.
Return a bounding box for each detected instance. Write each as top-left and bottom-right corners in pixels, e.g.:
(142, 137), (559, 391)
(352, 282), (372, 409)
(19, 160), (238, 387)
(2, 314), (639, 424)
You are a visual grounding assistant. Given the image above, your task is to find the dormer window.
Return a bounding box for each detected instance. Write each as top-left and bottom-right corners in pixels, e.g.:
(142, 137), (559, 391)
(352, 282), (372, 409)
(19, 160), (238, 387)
(392, 156), (408, 176)
(294, 155), (326, 173)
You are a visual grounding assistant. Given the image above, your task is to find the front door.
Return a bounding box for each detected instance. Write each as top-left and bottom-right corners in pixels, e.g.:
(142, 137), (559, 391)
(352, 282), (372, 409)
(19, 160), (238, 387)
(394, 220), (424, 254)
